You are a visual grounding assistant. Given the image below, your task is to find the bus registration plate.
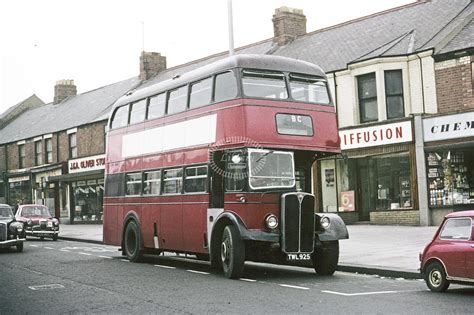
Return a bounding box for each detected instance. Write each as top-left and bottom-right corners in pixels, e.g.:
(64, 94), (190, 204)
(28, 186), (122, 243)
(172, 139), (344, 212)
(287, 253), (311, 261)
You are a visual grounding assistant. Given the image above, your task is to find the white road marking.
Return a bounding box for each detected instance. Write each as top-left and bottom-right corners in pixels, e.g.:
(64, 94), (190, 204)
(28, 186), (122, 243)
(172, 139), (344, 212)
(322, 290), (399, 296)
(29, 244), (39, 248)
(98, 255), (112, 259)
(239, 278), (257, 282)
(120, 259), (130, 262)
(59, 249), (71, 252)
(78, 252), (92, 256)
(44, 247), (54, 250)
(187, 270), (210, 275)
(154, 265), (176, 269)
(279, 284), (310, 290)
(23, 268), (43, 275)
(29, 284), (65, 291)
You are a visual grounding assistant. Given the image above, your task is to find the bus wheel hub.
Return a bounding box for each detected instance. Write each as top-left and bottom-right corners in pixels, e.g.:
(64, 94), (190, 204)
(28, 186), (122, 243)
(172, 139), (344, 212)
(221, 242), (229, 262)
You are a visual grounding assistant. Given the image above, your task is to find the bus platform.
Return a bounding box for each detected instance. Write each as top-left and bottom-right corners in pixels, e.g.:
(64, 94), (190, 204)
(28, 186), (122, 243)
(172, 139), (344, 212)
(58, 223), (438, 279)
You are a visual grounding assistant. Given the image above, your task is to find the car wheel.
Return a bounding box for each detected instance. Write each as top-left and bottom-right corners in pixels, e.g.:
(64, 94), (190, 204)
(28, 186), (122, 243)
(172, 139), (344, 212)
(220, 225), (245, 279)
(52, 234), (58, 241)
(124, 220), (144, 262)
(16, 242), (24, 253)
(313, 241), (339, 276)
(425, 261), (450, 292)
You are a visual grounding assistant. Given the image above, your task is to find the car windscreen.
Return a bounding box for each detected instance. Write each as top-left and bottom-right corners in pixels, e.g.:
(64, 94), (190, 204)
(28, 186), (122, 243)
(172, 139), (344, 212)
(21, 206), (52, 218)
(0, 206), (13, 219)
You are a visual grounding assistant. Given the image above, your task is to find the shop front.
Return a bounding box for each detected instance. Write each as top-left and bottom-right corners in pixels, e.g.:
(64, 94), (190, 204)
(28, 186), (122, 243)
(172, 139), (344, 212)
(423, 111), (474, 225)
(320, 119), (419, 225)
(7, 173), (32, 208)
(30, 163), (65, 217)
(49, 154), (105, 224)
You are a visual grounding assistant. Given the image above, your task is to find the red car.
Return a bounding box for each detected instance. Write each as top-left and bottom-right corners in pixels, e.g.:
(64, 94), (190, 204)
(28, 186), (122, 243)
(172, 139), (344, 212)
(420, 211), (474, 292)
(15, 204), (60, 241)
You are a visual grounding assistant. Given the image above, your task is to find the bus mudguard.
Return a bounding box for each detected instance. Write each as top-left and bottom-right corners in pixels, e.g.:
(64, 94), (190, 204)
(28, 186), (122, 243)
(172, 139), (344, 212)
(315, 213), (349, 241)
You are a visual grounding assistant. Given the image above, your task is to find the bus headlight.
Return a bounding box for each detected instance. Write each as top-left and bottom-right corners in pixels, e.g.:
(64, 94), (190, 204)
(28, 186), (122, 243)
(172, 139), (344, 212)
(320, 216), (331, 229)
(265, 214), (278, 230)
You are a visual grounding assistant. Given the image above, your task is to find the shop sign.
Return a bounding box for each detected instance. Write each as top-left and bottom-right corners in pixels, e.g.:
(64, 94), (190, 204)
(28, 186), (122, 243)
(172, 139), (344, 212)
(8, 176), (30, 183)
(423, 112), (474, 142)
(339, 191), (355, 212)
(339, 121), (412, 150)
(68, 154), (105, 174)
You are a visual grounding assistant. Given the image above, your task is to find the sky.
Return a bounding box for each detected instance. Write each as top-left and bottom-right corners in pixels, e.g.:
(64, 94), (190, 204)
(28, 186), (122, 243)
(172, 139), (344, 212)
(0, 0), (413, 115)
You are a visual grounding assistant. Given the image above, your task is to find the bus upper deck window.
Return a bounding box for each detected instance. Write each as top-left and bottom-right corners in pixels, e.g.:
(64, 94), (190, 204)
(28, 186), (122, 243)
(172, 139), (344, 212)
(167, 86), (188, 115)
(110, 105), (129, 129)
(242, 70), (288, 100)
(289, 74), (331, 105)
(148, 93), (166, 119)
(214, 71), (238, 102)
(190, 77), (212, 109)
(129, 99), (147, 125)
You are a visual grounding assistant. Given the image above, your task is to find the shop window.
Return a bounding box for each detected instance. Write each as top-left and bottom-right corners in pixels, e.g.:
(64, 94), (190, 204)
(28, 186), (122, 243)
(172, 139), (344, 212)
(167, 86), (188, 115)
(69, 133), (77, 158)
(18, 144), (25, 168)
(147, 93), (166, 119)
(427, 150), (474, 207)
(126, 173), (142, 196)
(357, 73), (378, 123)
(35, 140), (43, 166)
(189, 77), (212, 109)
(384, 70), (404, 119)
(45, 138), (53, 163)
(72, 180), (104, 222)
(143, 170), (161, 195)
(214, 71), (238, 103)
(163, 168), (183, 194)
(185, 166), (207, 193)
(129, 99), (147, 125)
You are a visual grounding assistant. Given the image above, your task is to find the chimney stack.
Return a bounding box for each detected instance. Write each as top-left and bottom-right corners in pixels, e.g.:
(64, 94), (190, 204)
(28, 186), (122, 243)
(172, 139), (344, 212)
(272, 7), (307, 46)
(139, 51), (167, 81)
(54, 79), (77, 104)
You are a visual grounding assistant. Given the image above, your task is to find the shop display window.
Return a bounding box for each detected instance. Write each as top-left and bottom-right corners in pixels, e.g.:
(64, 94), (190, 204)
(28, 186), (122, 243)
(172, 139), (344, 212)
(427, 150), (474, 207)
(72, 179), (104, 222)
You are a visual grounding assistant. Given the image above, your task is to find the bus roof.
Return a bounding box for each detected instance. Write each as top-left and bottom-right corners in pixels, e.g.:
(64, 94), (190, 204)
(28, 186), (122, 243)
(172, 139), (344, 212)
(113, 54), (327, 108)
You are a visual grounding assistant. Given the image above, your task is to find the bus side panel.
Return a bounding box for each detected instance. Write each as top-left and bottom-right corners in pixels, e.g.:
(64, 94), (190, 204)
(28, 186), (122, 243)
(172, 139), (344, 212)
(182, 194), (209, 254)
(103, 202), (119, 246)
(160, 196), (184, 251)
(141, 202), (161, 249)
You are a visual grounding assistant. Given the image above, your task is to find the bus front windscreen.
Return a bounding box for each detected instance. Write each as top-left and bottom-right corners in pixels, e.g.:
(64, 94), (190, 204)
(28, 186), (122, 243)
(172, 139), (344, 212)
(248, 149), (295, 190)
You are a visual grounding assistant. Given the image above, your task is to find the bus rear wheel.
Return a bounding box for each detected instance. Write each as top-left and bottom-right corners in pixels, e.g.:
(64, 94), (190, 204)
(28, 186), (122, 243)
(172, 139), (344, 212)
(124, 220), (144, 262)
(312, 241), (339, 276)
(220, 225), (245, 279)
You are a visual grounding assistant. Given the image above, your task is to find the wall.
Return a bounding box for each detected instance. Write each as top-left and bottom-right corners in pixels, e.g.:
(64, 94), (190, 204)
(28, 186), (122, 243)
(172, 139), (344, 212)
(370, 210), (420, 226)
(435, 55), (474, 113)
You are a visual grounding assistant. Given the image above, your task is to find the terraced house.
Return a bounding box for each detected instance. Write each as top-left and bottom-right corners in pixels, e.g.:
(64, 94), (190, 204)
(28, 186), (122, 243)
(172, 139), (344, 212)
(0, 0), (472, 225)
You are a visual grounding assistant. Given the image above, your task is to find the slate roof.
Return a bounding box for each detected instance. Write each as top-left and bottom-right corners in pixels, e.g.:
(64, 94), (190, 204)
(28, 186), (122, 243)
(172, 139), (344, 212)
(274, 0), (473, 72)
(0, 77), (140, 145)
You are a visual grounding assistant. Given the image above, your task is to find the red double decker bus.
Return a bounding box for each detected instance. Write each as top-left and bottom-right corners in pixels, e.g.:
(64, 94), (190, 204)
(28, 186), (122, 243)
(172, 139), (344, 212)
(103, 54), (348, 278)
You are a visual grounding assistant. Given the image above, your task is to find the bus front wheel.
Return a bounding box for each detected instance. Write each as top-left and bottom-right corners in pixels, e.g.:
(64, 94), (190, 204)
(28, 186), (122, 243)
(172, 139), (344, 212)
(124, 220), (144, 262)
(220, 225), (245, 279)
(312, 240), (339, 276)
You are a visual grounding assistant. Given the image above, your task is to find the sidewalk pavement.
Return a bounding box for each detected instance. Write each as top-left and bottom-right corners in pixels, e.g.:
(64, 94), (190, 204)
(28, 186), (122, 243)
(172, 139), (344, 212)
(58, 223), (439, 279)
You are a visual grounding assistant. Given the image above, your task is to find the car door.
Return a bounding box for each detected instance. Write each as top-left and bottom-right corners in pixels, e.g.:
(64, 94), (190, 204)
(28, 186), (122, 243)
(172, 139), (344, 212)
(438, 217), (472, 279)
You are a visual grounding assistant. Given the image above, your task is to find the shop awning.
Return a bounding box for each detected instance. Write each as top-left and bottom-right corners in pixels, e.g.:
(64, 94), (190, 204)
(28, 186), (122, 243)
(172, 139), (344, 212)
(48, 169), (104, 182)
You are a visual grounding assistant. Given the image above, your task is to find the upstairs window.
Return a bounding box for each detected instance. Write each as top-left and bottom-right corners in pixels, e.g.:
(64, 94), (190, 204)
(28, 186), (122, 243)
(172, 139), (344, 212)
(35, 140), (43, 166)
(189, 77), (212, 109)
(385, 70), (405, 119)
(69, 133), (77, 158)
(167, 86), (188, 115)
(214, 71), (238, 102)
(45, 138), (53, 163)
(147, 93), (166, 119)
(129, 99), (147, 125)
(111, 105), (129, 129)
(242, 70), (288, 99)
(289, 74), (330, 105)
(19, 144), (25, 168)
(358, 73), (378, 123)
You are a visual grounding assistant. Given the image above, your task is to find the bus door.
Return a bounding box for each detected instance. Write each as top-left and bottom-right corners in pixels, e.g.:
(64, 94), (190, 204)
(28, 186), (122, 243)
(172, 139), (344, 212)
(210, 151), (225, 209)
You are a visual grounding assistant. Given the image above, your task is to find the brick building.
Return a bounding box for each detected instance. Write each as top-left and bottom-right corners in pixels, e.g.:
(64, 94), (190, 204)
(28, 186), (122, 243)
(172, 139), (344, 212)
(0, 0), (472, 225)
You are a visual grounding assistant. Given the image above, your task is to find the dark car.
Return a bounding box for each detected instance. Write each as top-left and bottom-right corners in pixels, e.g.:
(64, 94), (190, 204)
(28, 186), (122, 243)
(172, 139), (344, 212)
(0, 204), (26, 252)
(420, 210), (474, 292)
(15, 204), (60, 241)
